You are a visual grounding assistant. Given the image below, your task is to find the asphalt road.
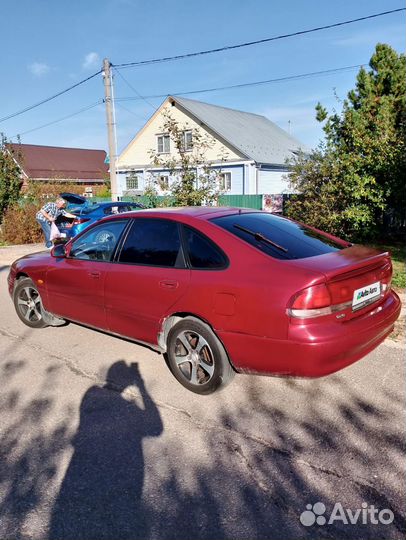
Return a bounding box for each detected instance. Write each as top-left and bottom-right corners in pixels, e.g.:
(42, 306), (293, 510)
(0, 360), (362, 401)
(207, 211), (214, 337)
(0, 247), (405, 540)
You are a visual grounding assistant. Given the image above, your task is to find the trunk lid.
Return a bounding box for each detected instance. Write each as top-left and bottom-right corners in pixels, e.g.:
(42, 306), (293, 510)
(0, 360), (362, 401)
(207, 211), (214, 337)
(288, 245), (392, 319)
(60, 192), (88, 205)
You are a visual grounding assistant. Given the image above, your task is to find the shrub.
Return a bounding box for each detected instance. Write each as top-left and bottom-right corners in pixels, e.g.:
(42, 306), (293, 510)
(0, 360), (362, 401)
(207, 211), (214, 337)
(1, 203), (43, 244)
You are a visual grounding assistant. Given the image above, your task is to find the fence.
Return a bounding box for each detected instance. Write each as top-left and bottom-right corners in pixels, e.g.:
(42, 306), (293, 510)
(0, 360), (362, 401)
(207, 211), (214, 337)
(91, 194), (265, 210)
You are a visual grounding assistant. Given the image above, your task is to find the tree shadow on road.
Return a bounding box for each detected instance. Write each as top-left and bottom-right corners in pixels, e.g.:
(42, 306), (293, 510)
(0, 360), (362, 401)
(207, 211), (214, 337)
(133, 368), (405, 540)
(48, 360), (163, 540)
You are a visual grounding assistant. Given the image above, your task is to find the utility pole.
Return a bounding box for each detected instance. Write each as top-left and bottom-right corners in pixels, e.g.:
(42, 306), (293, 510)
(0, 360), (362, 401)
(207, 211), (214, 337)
(102, 58), (118, 201)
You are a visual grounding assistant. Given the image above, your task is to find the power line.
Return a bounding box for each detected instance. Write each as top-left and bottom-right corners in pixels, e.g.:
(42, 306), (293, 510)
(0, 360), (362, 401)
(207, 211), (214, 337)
(115, 102), (150, 121)
(11, 100), (103, 139)
(113, 8), (405, 68)
(115, 64), (366, 102)
(0, 69), (102, 124)
(113, 67), (156, 110)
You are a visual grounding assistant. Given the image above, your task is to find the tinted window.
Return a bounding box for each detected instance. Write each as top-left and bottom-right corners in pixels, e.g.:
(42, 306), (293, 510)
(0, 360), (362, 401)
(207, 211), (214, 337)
(212, 213), (345, 260)
(183, 226), (227, 269)
(69, 220), (127, 261)
(119, 219), (182, 267)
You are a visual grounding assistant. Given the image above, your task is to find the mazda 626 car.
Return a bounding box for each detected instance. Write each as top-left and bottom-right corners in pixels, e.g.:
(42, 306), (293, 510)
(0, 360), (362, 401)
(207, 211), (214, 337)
(8, 207), (401, 394)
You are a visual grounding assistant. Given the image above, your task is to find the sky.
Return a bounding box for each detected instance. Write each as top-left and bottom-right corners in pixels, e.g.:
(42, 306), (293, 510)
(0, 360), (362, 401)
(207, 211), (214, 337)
(1, 0), (404, 154)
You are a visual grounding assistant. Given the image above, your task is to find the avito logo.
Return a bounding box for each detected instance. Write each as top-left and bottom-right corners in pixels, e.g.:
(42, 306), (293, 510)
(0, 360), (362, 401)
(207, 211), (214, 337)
(300, 502), (394, 527)
(357, 286), (378, 300)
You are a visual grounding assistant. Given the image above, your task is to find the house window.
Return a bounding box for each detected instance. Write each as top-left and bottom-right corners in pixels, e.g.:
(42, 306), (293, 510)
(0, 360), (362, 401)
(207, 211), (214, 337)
(157, 134), (170, 153)
(219, 172), (232, 191)
(157, 175), (169, 190)
(183, 130), (193, 151)
(126, 173), (139, 190)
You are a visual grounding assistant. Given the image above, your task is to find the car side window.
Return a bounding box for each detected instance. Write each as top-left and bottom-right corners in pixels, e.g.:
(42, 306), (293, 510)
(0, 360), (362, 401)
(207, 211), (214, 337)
(182, 225), (228, 269)
(118, 218), (182, 267)
(69, 220), (128, 261)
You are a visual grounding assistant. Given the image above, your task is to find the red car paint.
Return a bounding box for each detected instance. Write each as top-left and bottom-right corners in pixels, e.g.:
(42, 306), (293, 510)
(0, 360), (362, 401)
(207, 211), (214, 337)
(8, 207), (401, 378)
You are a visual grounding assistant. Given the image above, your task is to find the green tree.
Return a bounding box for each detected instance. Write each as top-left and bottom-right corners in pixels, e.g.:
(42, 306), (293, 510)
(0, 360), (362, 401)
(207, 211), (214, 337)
(0, 136), (22, 221)
(148, 111), (228, 206)
(286, 44), (406, 240)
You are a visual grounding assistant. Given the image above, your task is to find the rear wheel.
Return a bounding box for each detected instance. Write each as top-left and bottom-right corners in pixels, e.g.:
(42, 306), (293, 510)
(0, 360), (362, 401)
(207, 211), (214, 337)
(166, 318), (234, 395)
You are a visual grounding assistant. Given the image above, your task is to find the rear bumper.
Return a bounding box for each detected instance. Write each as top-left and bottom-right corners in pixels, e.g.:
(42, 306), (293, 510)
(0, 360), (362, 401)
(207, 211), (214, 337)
(218, 291), (401, 377)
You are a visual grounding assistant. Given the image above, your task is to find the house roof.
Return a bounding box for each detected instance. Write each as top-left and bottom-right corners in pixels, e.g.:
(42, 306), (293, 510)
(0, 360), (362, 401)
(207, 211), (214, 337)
(7, 143), (108, 181)
(171, 96), (308, 165)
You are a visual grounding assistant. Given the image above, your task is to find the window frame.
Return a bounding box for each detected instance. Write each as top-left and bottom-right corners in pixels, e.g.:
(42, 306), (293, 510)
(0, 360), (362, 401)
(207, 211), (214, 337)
(182, 130), (193, 151)
(219, 172), (232, 191)
(157, 134), (170, 154)
(126, 173), (139, 190)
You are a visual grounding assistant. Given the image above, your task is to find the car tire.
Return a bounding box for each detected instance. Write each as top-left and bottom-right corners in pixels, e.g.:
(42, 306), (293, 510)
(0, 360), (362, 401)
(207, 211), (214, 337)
(13, 277), (49, 328)
(166, 318), (235, 395)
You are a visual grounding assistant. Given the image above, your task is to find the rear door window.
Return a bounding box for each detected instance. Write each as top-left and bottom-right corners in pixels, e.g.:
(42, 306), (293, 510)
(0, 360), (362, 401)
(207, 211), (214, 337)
(118, 218), (183, 267)
(211, 212), (346, 260)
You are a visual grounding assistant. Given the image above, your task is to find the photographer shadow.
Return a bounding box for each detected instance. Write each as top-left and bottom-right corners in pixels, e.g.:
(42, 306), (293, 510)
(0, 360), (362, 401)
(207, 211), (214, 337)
(49, 360), (163, 540)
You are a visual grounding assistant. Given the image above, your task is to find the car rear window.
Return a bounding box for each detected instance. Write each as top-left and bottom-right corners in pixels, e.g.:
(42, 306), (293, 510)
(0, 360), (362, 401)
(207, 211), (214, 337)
(211, 212), (345, 260)
(81, 204), (100, 214)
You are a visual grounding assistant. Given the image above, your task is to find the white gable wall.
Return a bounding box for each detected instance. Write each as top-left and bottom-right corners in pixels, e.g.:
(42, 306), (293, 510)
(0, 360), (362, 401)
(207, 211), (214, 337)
(118, 100), (244, 168)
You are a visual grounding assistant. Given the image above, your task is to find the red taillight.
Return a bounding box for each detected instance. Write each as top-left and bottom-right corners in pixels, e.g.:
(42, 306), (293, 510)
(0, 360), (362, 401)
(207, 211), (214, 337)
(73, 218), (90, 224)
(291, 284), (331, 310)
(289, 283), (351, 319)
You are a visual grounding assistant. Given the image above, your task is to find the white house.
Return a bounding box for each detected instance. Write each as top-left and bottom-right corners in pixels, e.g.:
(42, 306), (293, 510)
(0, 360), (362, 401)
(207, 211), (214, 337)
(116, 96), (307, 197)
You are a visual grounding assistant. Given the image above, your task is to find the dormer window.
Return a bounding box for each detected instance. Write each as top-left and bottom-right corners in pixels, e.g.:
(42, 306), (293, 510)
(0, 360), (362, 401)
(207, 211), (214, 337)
(157, 134), (170, 154)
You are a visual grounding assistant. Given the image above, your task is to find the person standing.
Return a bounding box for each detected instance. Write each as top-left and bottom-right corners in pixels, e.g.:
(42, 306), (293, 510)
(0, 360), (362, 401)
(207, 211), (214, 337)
(36, 197), (76, 248)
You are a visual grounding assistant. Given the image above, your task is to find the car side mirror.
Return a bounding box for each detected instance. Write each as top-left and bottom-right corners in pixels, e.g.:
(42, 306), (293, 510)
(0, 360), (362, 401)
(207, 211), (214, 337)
(51, 244), (67, 258)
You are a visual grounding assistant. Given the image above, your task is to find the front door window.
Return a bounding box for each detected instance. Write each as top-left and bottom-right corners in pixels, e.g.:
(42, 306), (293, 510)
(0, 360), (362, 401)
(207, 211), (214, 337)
(69, 220), (128, 261)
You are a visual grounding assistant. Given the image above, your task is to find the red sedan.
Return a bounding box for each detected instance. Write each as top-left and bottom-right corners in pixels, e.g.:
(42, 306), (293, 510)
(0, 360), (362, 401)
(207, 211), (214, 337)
(8, 207), (401, 394)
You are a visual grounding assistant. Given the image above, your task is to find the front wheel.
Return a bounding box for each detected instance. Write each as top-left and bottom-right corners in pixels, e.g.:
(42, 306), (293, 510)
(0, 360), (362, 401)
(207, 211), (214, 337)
(13, 277), (48, 328)
(166, 318), (235, 395)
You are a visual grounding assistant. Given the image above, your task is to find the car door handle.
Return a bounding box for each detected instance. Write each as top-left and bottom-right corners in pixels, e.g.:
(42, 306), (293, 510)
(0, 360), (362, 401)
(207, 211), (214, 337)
(89, 271), (101, 279)
(159, 280), (179, 289)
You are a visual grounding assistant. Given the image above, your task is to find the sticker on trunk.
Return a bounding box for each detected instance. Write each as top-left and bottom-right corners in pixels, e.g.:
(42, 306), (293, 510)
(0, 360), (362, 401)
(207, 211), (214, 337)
(352, 281), (381, 310)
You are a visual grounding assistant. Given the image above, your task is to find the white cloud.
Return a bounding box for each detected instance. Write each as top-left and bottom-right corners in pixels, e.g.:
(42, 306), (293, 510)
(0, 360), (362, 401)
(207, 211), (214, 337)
(29, 62), (50, 77)
(82, 52), (100, 70)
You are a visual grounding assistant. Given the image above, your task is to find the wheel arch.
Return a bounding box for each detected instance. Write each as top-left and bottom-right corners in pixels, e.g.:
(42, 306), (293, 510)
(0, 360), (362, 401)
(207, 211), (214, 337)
(15, 271), (29, 281)
(158, 312), (237, 371)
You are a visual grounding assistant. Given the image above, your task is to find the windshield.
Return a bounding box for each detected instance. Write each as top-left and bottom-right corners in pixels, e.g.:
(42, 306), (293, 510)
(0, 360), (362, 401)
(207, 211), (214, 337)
(211, 212), (346, 260)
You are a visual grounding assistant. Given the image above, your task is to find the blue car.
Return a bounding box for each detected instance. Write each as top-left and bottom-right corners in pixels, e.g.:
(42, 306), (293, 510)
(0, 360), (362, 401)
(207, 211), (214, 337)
(56, 193), (145, 239)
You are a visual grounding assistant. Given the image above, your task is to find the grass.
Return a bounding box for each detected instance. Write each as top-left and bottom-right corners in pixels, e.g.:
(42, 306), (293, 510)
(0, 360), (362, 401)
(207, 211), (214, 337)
(369, 242), (406, 291)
